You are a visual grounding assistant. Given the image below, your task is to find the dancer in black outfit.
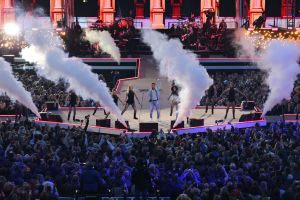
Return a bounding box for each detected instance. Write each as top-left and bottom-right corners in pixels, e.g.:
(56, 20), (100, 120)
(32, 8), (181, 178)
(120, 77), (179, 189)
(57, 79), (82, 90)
(68, 91), (78, 121)
(221, 83), (247, 119)
(121, 86), (141, 119)
(205, 84), (217, 115)
(168, 82), (180, 117)
(104, 89), (124, 119)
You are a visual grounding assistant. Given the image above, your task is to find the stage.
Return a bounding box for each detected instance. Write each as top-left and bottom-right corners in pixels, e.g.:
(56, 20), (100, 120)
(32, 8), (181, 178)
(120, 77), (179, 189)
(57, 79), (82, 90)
(43, 106), (252, 131)
(33, 55), (266, 135)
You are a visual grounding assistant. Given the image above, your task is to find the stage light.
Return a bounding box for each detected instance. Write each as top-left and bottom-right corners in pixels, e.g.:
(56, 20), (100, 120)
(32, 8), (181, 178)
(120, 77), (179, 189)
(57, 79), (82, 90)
(4, 23), (20, 36)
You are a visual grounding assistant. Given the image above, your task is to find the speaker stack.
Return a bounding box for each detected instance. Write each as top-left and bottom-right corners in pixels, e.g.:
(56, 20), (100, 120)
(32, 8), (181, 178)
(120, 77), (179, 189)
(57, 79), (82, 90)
(139, 122), (158, 132)
(47, 114), (63, 122)
(239, 112), (262, 122)
(39, 112), (63, 122)
(46, 101), (59, 111)
(39, 112), (48, 121)
(241, 101), (255, 111)
(115, 120), (129, 129)
(171, 120), (184, 129)
(96, 119), (111, 127)
(189, 118), (204, 127)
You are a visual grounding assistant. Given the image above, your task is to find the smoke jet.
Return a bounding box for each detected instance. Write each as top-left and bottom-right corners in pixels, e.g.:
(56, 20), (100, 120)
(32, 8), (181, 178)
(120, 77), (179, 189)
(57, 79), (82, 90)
(85, 30), (121, 64)
(142, 30), (213, 127)
(234, 29), (300, 115)
(0, 57), (40, 118)
(19, 14), (126, 126)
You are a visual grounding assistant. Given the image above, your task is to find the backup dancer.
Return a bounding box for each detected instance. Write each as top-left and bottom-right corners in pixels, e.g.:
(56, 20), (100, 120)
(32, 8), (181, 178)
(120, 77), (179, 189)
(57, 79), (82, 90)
(221, 82), (247, 119)
(168, 82), (180, 118)
(67, 91), (78, 121)
(104, 89), (124, 119)
(121, 86), (140, 119)
(205, 84), (217, 115)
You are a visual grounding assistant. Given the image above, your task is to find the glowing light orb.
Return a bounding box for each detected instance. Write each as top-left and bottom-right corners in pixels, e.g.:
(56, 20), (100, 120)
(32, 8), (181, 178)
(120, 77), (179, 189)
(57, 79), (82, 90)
(4, 23), (20, 36)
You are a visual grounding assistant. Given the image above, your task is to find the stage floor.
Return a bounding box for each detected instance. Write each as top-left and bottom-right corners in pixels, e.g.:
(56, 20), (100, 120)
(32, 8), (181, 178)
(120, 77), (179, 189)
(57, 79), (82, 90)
(52, 107), (251, 132)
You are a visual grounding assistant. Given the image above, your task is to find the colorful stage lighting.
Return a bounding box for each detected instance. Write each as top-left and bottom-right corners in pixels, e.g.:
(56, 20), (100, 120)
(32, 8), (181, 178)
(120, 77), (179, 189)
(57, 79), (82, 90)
(4, 23), (20, 36)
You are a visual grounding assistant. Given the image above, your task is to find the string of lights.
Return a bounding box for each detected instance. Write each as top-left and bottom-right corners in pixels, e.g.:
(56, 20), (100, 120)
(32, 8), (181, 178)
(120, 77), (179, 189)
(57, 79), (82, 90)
(244, 29), (300, 50)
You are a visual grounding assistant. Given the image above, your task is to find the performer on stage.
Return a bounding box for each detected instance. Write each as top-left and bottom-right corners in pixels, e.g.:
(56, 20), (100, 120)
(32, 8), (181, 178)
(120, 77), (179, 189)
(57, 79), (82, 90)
(105, 89), (124, 119)
(168, 81), (180, 118)
(220, 83), (247, 119)
(148, 80), (160, 121)
(205, 84), (217, 115)
(67, 91), (78, 121)
(121, 86), (140, 119)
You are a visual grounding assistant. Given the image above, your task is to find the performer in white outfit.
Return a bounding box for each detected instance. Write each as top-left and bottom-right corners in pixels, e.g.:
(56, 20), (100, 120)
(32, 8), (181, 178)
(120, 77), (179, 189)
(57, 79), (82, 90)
(148, 80), (160, 120)
(168, 81), (180, 119)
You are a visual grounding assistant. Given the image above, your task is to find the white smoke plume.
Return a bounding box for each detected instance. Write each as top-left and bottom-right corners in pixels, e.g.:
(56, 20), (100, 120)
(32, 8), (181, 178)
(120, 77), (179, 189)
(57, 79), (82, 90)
(0, 57), (40, 118)
(235, 29), (300, 115)
(260, 41), (300, 115)
(142, 30), (213, 127)
(18, 14), (126, 126)
(85, 30), (121, 64)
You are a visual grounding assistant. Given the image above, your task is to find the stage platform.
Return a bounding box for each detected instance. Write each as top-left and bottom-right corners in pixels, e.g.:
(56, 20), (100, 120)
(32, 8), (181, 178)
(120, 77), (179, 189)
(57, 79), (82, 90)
(35, 106), (262, 134)
(34, 55), (266, 136)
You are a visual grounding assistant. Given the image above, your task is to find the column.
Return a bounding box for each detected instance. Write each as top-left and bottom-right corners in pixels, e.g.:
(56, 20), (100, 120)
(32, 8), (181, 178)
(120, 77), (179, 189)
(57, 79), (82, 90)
(150, 0), (165, 29)
(135, 0), (146, 19)
(235, 0), (241, 27)
(50, 0), (64, 27)
(250, 0), (265, 26)
(171, 0), (182, 19)
(0, 1), (3, 27)
(201, 0), (216, 22)
(99, 0), (115, 24)
(64, 0), (74, 27)
(281, 0), (292, 17)
(2, 0), (15, 27)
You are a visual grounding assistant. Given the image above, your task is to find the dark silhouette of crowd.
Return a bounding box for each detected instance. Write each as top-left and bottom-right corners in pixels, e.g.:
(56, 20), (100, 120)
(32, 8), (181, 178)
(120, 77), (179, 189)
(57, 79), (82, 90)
(0, 119), (299, 199)
(65, 18), (136, 57)
(169, 11), (229, 52)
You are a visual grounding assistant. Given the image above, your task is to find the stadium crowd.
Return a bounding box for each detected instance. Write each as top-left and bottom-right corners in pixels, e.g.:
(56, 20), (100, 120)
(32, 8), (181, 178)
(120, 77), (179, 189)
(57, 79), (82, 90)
(0, 120), (299, 199)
